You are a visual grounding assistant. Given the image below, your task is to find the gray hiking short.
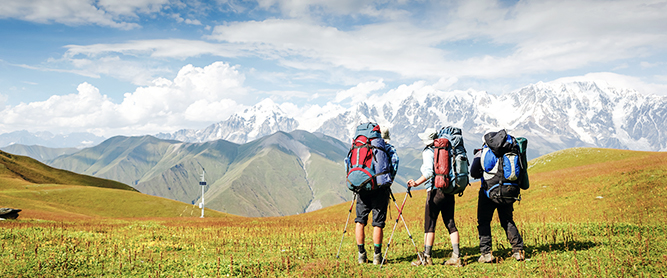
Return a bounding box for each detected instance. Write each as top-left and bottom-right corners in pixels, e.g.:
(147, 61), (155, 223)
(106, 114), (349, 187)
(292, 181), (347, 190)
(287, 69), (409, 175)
(354, 188), (390, 228)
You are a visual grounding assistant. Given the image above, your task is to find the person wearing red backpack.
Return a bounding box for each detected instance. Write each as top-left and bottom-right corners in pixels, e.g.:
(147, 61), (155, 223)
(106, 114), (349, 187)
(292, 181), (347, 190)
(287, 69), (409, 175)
(346, 123), (394, 265)
(407, 128), (462, 267)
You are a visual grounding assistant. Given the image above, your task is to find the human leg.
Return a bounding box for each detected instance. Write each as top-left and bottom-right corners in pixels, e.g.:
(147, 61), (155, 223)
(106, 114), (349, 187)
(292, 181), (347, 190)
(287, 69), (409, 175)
(370, 189), (390, 264)
(497, 203), (524, 258)
(412, 190), (438, 266)
(440, 192), (461, 266)
(477, 190), (496, 262)
(354, 192), (372, 263)
(355, 222), (365, 246)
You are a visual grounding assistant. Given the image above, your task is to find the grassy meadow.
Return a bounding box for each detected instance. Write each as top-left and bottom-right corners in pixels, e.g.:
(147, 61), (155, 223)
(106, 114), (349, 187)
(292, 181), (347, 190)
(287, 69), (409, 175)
(1, 148), (666, 277)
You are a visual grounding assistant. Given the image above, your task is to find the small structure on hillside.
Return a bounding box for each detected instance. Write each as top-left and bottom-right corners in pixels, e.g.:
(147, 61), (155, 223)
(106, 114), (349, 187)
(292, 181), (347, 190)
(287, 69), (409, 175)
(199, 169), (206, 218)
(0, 208), (21, 220)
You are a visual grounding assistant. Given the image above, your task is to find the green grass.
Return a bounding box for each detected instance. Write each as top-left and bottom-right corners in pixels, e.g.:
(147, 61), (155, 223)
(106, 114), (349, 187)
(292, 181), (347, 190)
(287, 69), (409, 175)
(1, 147), (666, 277)
(0, 150), (134, 191)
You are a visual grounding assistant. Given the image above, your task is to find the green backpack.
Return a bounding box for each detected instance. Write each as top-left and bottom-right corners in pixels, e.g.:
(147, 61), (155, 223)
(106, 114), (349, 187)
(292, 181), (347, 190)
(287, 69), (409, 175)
(515, 137), (530, 190)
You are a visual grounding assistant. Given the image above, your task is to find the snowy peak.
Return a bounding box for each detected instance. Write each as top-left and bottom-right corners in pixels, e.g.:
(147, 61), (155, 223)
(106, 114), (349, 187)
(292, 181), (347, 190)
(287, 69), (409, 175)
(157, 79), (667, 157)
(156, 98), (298, 144)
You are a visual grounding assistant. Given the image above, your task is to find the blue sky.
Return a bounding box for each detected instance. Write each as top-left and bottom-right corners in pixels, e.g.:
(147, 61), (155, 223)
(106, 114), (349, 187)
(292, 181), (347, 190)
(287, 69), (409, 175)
(0, 0), (666, 137)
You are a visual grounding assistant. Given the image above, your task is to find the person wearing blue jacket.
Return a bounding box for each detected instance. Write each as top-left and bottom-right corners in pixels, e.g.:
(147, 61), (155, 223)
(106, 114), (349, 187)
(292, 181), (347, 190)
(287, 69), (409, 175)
(470, 146), (525, 263)
(381, 126), (399, 181)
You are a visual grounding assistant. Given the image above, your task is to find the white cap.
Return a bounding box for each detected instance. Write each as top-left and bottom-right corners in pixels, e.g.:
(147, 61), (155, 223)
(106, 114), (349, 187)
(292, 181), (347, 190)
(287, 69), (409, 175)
(418, 128), (437, 145)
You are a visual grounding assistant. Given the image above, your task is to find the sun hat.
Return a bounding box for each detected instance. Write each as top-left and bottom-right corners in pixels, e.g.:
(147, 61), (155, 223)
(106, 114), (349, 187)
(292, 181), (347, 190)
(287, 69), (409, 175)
(418, 128), (437, 145)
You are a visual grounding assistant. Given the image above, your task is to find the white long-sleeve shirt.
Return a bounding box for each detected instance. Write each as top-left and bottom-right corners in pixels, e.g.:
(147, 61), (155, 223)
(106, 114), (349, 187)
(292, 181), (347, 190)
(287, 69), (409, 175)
(419, 146), (435, 191)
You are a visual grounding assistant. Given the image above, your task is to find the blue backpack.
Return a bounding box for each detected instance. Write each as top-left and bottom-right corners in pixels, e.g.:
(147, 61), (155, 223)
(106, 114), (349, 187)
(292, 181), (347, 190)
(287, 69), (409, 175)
(436, 126), (470, 196)
(480, 129), (528, 204)
(345, 123), (393, 192)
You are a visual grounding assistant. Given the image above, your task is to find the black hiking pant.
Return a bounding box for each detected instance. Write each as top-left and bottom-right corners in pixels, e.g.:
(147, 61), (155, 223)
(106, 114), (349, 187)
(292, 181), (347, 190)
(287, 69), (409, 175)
(477, 188), (524, 254)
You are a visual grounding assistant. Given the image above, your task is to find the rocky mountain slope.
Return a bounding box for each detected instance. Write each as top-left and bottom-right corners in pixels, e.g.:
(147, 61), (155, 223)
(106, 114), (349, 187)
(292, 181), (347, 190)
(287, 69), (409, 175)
(45, 131), (375, 217)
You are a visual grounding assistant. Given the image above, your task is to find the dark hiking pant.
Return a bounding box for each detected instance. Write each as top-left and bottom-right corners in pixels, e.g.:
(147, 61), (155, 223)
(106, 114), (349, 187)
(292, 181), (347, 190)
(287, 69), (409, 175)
(424, 188), (457, 234)
(477, 189), (524, 254)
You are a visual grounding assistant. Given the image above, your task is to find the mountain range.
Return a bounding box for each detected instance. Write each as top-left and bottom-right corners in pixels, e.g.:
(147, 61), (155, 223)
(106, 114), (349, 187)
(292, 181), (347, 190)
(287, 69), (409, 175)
(37, 131), (408, 217)
(2, 78), (665, 217)
(0, 130), (105, 149)
(156, 80), (667, 159)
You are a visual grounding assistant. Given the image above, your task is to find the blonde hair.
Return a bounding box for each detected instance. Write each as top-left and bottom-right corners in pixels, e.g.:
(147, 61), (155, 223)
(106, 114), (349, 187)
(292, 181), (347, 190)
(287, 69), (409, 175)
(381, 126), (391, 141)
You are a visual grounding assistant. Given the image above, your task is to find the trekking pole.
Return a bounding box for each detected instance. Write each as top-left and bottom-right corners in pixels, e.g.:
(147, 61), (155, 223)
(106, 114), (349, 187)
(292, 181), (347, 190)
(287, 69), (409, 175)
(393, 188), (425, 266)
(336, 193), (357, 259)
(380, 187), (424, 268)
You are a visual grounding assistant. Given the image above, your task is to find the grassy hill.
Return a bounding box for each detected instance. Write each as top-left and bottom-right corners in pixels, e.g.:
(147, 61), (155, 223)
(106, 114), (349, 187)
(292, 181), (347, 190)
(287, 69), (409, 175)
(0, 150), (134, 191)
(0, 148), (666, 277)
(0, 144), (78, 162)
(0, 150), (230, 220)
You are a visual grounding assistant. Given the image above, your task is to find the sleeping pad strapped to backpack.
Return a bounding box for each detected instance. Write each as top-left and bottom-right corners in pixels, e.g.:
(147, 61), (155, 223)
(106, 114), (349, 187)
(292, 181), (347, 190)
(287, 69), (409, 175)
(345, 122), (393, 192)
(481, 129), (529, 204)
(434, 126), (470, 196)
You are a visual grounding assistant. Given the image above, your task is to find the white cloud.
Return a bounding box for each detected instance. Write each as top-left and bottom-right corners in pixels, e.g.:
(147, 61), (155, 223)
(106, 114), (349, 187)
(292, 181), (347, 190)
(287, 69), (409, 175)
(640, 61), (660, 68)
(206, 19), (446, 77)
(13, 62), (101, 78)
(64, 39), (242, 59)
(0, 62), (249, 136)
(185, 19), (202, 25)
(0, 0), (142, 29)
(97, 0), (168, 17)
(56, 40), (248, 84)
(0, 0), (177, 29)
(170, 13), (202, 25)
(255, 0), (380, 18)
(552, 72), (667, 96)
(293, 102), (346, 131)
(436, 0), (667, 76)
(64, 39), (244, 59)
(334, 79), (385, 105)
(37, 0), (666, 87)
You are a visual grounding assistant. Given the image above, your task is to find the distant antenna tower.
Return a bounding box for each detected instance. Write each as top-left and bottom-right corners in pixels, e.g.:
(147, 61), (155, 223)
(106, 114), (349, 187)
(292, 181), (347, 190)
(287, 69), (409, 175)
(198, 168), (206, 218)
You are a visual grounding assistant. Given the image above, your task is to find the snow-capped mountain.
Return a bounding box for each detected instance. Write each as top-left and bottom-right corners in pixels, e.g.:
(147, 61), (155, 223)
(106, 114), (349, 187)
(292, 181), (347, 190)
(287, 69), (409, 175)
(156, 99), (298, 144)
(0, 130), (105, 148)
(156, 80), (667, 158)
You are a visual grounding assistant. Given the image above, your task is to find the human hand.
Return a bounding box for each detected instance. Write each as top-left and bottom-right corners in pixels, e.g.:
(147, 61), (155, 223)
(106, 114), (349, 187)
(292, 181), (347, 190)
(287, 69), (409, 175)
(407, 179), (415, 187)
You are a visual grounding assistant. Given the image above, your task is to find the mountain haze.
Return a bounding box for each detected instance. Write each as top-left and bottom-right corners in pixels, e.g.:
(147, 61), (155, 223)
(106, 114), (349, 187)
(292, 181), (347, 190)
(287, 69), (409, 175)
(0, 130), (105, 148)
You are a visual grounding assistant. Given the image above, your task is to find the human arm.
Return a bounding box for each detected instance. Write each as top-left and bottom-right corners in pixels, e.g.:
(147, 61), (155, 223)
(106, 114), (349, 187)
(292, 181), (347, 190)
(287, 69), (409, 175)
(408, 147), (433, 188)
(388, 144), (399, 179)
(407, 175), (429, 188)
(470, 148), (483, 179)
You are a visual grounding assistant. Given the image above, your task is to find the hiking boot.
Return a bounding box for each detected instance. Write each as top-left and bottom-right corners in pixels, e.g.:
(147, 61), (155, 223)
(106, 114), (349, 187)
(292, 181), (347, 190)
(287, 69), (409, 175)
(358, 252), (367, 264)
(478, 253), (495, 263)
(512, 250), (525, 261)
(410, 252), (432, 266)
(373, 253), (383, 265)
(444, 256), (462, 267)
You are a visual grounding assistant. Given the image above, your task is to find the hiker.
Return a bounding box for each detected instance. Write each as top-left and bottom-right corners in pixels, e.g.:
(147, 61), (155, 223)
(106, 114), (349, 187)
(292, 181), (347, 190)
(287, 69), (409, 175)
(470, 130), (526, 263)
(346, 123), (395, 265)
(407, 128), (462, 267)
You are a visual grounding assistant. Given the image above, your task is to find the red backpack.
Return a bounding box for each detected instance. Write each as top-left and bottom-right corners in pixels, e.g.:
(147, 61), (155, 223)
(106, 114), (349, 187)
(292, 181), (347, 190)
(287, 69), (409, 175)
(433, 138), (451, 189)
(346, 123), (392, 192)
